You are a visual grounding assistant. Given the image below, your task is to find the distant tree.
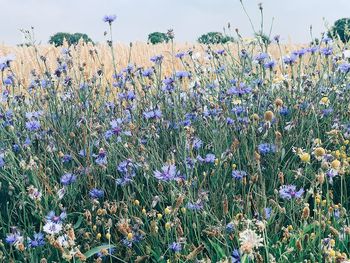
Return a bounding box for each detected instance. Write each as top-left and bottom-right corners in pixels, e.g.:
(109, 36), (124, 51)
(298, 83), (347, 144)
(197, 32), (234, 44)
(49, 32), (93, 47)
(328, 18), (350, 43)
(148, 32), (169, 45)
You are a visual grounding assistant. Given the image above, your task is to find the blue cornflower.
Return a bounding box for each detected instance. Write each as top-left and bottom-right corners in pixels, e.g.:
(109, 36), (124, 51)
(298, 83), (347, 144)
(89, 188), (104, 199)
(27, 232), (45, 248)
(232, 170), (247, 180)
(103, 15), (117, 24)
(60, 173), (77, 186)
(279, 185), (304, 200)
(186, 202), (203, 211)
(0, 154), (5, 168)
(142, 68), (154, 77)
(264, 207), (272, 219)
(264, 60), (276, 69)
(25, 120), (41, 131)
(94, 149), (107, 166)
(231, 249), (241, 263)
(176, 71), (190, 79)
(292, 48), (307, 57)
(169, 242), (182, 252)
(46, 211), (66, 223)
(5, 232), (23, 245)
(258, 143), (276, 155)
(226, 222), (235, 233)
(320, 47), (333, 56)
(338, 63), (350, 73)
(254, 52), (268, 63)
(283, 55), (297, 65)
(154, 164), (180, 182)
(175, 52), (186, 59)
(197, 153), (216, 163)
(150, 54), (164, 64)
(61, 154), (73, 163)
(143, 109), (162, 120)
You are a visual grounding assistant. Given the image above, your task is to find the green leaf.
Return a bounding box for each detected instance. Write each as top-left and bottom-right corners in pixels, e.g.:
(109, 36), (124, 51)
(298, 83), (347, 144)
(73, 215), (83, 229)
(209, 240), (226, 259)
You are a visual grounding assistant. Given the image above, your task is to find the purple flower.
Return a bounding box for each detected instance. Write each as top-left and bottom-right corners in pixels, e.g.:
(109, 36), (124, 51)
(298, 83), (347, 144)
(232, 170), (247, 180)
(338, 63), (350, 73)
(150, 55), (164, 64)
(279, 185), (304, 200)
(320, 47), (333, 56)
(176, 71), (190, 79)
(216, 49), (226, 55)
(231, 249), (241, 263)
(103, 15), (117, 24)
(283, 55), (297, 65)
(25, 120), (41, 131)
(89, 188), (104, 199)
(254, 52), (268, 63)
(142, 68), (154, 77)
(197, 153), (216, 163)
(175, 52), (186, 59)
(258, 143), (276, 155)
(27, 232), (45, 248)
(226, 222), (235, 233)
(187, 201), (203, 211)
(154, 164), (180, 182)
(264, 60), (276, 69)
(94, 149), (107, 166)
(0, 154), (5, 168)
(169, 242), (182, 252)
(264, 207), (272, 219)
(46, 211), (67, 223)
(292, 48), (307, 57)
(5, 232), (23, 245)
(143, 109), (162, 120)
(60, 173), (77, 186)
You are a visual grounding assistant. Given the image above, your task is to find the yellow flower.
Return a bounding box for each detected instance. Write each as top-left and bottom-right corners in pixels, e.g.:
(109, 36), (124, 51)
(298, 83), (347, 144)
(329, 249), (335, 257)
(105, 233), (111, 240)
(157, 213), (163, 220)
(96, 233), (102, 240)
(165, 222), (171, 230)
(331, 159), (341, 170)
(299, 152), (311, 163)
(314, 147), (325, 157)
(320, 97), (329, 106)
(133, 199), (140, 206)
(127, 232), (133, 241)
(164, 207), (171, 215)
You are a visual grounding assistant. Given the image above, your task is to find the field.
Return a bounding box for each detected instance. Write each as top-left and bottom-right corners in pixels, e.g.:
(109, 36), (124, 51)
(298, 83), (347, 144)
(1, 19), (350, 263)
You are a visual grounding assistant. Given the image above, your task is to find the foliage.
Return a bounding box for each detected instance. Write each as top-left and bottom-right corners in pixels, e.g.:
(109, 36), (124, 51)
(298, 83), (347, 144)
(49, 32), (93, 46)
(197, 31), (234, 44)
(147, 32), (169, 45)
(328, 18), (350, 43)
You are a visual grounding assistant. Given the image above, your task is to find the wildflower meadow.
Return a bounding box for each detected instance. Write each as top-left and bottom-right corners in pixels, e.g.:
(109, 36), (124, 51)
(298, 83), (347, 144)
(1, 8), (350, 263)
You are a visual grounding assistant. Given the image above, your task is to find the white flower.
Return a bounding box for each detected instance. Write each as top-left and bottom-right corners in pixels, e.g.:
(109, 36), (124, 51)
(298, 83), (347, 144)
(27, 185), (42, 201)
(344, 50), (350, 58)
(239, 229), (263, 254)
(43, 222), (62, 235)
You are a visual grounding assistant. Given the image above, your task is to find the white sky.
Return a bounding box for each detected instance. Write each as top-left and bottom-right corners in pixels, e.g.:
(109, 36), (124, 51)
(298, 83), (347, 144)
(0, 0), (350, 45)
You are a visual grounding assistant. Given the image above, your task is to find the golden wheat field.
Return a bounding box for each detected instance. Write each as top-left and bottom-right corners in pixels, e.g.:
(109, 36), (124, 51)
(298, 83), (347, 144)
(0, 41), (302, 86)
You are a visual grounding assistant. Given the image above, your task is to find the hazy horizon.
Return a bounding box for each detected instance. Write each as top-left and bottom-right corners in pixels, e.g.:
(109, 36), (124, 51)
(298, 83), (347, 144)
(1, 0), (350, 45)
